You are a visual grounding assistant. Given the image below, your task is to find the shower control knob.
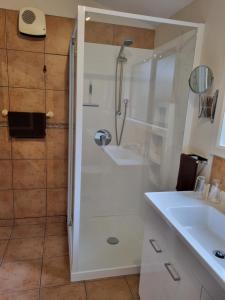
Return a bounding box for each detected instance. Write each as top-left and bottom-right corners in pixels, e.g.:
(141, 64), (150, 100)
(94, 129), (112, 146)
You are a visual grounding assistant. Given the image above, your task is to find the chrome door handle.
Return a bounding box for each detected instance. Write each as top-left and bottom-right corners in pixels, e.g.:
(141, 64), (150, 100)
(149, 239), (162, 253)
(164, 263), (181, 282)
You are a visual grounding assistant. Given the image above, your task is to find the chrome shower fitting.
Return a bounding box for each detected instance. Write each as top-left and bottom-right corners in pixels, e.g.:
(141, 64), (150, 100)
(115, 39), (133, 145)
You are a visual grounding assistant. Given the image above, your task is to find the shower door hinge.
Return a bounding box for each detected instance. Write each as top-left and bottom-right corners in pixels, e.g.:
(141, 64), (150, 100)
(68, 218), (73, 227)
(72, 37), (75, 46)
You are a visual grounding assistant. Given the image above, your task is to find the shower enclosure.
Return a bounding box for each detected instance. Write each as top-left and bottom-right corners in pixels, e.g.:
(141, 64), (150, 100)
(68, 6), (204, 281)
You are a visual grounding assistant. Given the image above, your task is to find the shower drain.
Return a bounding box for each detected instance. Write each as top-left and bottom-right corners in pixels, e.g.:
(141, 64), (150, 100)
(107, 237), (119, 245)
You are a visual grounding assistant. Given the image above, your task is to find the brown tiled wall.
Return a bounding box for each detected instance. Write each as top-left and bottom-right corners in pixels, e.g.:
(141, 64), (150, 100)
(85, 21), (155, 49)
(210, 155), (225, 190)
(0, 9), (74, 224)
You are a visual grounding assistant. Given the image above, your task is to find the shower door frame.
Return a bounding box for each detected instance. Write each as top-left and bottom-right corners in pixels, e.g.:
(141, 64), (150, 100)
(70, 5), (204, 281)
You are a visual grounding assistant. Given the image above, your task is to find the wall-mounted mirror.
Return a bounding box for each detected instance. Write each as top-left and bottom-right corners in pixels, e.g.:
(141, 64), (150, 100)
(189, 65), (214, 94)
(189, 65), (218, 123)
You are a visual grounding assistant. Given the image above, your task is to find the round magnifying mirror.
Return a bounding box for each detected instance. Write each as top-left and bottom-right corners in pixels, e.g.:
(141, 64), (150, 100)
(189, 65), (214, 94)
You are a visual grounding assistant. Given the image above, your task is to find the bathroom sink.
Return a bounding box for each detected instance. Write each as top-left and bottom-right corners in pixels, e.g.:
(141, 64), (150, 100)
(168, 206), (225, 258)
(145, 191), (225, 289)
(102, 145), (144, 166)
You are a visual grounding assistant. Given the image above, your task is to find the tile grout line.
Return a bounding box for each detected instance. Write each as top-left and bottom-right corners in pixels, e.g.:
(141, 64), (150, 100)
(124, 276), (137, 300)
(38, 35), (48, 300)
(4, 10), (15, 227)
(84, 280), (89, 300)
(38, 221), (47, 300)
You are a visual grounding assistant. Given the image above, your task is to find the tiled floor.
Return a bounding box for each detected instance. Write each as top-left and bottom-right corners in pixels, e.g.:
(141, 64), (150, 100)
(0, 221), (140, 299)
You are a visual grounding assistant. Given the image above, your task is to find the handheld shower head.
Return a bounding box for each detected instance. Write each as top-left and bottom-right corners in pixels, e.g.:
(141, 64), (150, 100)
(118, 39), (133, 60)
(123, 39), (133, 47)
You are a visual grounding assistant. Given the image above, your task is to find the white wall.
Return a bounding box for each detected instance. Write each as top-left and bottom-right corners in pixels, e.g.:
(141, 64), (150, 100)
(0, 0), (106, 18)
(170, 0), (225, 177)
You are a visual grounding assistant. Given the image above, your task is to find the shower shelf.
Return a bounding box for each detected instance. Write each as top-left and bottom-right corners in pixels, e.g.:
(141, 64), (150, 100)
(102, 145), (144, 166)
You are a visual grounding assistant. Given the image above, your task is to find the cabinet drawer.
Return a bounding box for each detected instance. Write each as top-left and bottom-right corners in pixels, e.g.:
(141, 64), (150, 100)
(140, 259), (201, 300)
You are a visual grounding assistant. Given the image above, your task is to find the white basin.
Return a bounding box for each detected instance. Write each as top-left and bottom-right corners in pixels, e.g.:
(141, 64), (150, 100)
(145, 191), (225, 289)
(102, 145), (144, 166)
(168, 206), (225, 258)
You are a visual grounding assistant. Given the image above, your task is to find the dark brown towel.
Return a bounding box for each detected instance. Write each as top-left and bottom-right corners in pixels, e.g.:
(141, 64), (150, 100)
(8, 112), (46, 138)
(176, 154), (199, 191)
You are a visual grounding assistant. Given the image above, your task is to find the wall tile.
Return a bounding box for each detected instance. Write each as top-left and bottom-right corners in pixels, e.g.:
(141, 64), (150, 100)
(114, 25), (155, 49)
(0, 219), (13, 226)
(0, 49), (8, 86)
(9, 88), (45, 112)
(45, 15), (74, 55)
(47, 129), (68, 159)
(6, 10), (44, 52)
(14, 189), (46, 218)
(13, 160), (46, 189)
(45, 54), (68, 90)
(0, 87), (9, 122)
(12, 139), (46, 159)
(85, 21), (114, 44)
(47, 188), (67, 216)
(0, 9), (6, 49)
(0, 190), (13, 219)
(46, 90), (68, 123)
(210, 155), (225, 190)
(8, 50), (45, 88)
(0, 160), (12, 189)
(47, 160), (67, 188)
(0, 127), (11, 159)
(0, 226), (12, 239)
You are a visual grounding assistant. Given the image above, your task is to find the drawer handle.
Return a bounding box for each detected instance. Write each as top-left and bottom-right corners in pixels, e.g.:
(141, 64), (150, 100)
(164, 263), (181, 282)
(149, 239), (162, 253)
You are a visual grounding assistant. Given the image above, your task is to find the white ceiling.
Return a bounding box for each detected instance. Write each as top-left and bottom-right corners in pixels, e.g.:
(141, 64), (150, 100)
(95, 0), (194, 18)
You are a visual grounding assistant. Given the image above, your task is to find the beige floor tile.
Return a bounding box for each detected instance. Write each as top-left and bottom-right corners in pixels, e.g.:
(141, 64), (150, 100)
(0, 259), (42, 294)
(0, 289), (39, 300)
(41, 255), (70, 287)
(11, 224), (45, 239)
(125, 275), (140, 299)
(0, 227), (12, 240)
(4, 237), (44, 262)
(40, 283), (86, 300)
(46, 222), (67, 237)
(44, 236), (68, 258)
(85, 277), (133, 300)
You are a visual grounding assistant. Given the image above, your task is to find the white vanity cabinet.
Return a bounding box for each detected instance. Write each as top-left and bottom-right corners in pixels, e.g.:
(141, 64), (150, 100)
(139, 204), (202, 300)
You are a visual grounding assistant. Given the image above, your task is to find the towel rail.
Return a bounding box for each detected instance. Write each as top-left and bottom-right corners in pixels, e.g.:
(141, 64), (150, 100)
(1, 109), (54, 118)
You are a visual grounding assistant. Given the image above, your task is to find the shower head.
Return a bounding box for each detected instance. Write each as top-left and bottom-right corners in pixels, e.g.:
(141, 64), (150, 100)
(118, 39), (133, 61)
(123, 39), (133, 47)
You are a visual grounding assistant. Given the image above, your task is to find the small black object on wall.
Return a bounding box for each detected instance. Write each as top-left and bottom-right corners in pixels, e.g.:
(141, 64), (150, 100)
(176, 154), (207, 191)
(8, 112), (46, 138)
